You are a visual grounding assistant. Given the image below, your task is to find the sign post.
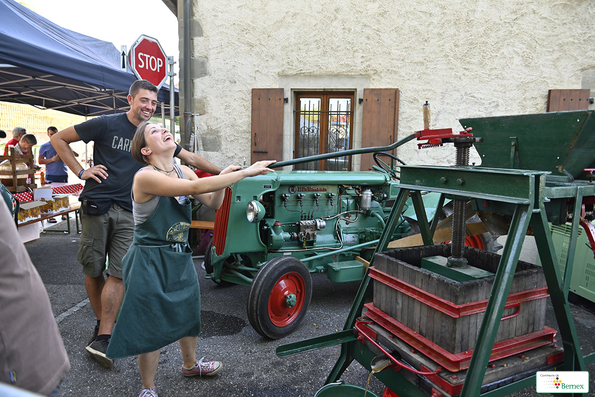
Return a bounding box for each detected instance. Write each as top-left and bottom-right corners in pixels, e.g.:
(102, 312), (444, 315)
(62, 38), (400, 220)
(128, 35), (168, 89)
(167, 56), (176, 135)
(128, 34), (175, 133)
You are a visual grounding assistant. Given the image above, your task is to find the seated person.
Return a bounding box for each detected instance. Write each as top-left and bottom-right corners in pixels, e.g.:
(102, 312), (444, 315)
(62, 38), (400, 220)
(3, 127), (26, 155)
(14, 134), (39, 170)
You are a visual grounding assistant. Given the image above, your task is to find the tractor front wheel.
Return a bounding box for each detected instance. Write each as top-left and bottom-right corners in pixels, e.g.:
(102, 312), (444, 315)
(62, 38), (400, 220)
(247, 256), (312, 339)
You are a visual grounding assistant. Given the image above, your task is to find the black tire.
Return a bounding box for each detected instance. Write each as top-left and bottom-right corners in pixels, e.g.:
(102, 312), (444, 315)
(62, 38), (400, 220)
(203, 240), (234, 287)
(247, 256), (312, 339)
(204, 239), (214, 273)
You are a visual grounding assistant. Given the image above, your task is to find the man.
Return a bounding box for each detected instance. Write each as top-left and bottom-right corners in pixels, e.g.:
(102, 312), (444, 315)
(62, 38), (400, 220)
(0, 199), (70, 396)
(39, 126), (78, 184)
(39, 126), (78, 223)
(51, 79), (221, 368)
(3, 126), (26, 155)
(13, 133), (38, 169)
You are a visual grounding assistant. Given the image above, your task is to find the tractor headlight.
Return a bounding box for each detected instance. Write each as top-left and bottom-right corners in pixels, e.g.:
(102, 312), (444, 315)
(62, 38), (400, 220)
(246, 200), (265, 223)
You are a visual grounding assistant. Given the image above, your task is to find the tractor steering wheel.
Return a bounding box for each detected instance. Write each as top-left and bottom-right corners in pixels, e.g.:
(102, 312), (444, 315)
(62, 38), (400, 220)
(373, 152), (406, 180)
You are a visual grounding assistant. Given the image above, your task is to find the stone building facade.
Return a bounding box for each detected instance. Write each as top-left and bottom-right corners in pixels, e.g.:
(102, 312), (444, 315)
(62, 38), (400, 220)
(170, 0), (595, 170)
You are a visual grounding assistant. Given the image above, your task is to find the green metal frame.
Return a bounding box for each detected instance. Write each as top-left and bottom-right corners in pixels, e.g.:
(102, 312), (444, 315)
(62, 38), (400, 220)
(278, 165), (594, 397)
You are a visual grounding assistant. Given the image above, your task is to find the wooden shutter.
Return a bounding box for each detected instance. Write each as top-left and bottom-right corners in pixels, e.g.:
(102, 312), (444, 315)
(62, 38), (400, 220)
(547, 89), (590, 112)
(360, 88), (400, 171)
(251, 88), (284, 163)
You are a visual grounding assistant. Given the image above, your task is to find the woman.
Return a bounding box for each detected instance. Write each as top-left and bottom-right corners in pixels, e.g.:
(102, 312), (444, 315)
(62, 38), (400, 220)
(106, 121), (274, 397)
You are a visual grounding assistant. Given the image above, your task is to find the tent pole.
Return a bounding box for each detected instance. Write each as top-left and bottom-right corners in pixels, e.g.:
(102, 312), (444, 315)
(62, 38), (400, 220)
(182, 0), (193, 155)
(168, 56), (175, 137)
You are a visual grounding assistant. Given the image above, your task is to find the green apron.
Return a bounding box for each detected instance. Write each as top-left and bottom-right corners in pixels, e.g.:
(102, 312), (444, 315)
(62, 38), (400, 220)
(107, 185), (199, 359)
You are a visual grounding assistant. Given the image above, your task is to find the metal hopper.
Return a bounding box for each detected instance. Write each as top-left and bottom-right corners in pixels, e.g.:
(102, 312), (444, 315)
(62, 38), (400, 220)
(460, 110), (595, 180)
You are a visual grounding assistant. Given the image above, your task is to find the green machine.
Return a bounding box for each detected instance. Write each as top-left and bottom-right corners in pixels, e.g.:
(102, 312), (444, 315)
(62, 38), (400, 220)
(205, 132), (455, 340)
(278, 110), (595, 397)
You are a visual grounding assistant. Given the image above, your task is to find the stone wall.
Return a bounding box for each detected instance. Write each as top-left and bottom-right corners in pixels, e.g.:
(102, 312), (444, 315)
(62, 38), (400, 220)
(182, 0), (595, 169)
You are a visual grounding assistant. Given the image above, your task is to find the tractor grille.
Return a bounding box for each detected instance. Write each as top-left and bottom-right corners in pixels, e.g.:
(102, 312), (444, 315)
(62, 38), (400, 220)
(213, 188), (232, 256)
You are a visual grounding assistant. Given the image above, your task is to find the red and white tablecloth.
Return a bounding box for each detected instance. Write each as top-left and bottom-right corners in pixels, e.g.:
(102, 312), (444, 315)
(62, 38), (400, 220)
(13, 183), (83, 202)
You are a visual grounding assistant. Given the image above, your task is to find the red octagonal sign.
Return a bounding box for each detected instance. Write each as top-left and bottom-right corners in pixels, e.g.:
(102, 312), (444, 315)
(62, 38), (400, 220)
(128, 35), (168, 89)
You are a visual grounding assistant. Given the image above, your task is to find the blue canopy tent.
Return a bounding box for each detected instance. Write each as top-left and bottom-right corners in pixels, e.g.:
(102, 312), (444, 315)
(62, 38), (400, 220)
(0, 0), (178, 117)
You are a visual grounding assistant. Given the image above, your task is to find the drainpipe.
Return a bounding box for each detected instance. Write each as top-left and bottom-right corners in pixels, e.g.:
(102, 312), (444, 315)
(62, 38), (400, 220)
(182, 0), (193, 153)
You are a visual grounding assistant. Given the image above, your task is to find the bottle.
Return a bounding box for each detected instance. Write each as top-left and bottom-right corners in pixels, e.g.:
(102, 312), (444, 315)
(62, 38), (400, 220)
(40, 171), (45, 185)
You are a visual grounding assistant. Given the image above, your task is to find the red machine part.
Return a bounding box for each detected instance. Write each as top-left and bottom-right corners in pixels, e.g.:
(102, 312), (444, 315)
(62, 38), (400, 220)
(382, 387), (400, 397)
(414, 127), (475, 149)
(368, 267), (549, 319)
(358, 309), (562, 396)
(441, 234), (485, 250)
(213, 188), (232, 256)
(268, 272), (307, 327)
(355, 319), (443, 376)
(361, 302), (557, 373)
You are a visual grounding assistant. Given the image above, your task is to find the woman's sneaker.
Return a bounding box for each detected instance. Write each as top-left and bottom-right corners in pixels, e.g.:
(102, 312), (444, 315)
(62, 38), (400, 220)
(182, 358), (222, 377)
(139, 387), (158, 397)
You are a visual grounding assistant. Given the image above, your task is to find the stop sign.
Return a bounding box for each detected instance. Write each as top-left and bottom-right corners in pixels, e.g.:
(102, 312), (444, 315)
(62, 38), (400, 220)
(128, 35), (168, 89)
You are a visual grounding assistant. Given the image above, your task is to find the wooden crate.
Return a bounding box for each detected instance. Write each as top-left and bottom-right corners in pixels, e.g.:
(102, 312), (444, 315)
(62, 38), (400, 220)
(0, 148), (36, 193)
(372, 244), (548, 354)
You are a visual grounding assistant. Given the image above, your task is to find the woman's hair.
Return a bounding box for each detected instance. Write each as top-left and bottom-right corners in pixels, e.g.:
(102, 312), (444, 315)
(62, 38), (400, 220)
(131, 121), (151, 165)
(12, 127), (26, 138)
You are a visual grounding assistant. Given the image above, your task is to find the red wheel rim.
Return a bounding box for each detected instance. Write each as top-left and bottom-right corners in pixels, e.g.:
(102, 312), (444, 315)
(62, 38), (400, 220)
(442, 235), (485, 250)
(465, 234), (485, 250)
(268, 272), (306, 327)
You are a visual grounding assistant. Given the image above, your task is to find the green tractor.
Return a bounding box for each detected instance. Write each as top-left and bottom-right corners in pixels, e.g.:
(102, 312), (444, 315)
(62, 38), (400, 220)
(203, 130), (485, 339)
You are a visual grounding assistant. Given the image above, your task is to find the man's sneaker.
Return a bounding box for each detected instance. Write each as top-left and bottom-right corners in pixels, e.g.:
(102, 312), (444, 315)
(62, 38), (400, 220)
(87, 324), (99, 346)
(182, 357), (222, 377)
(139, 387), (158, 397)
(85, 338), (113, 368)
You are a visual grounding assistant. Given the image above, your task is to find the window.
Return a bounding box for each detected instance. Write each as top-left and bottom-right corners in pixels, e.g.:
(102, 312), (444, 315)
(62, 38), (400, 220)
(294, 92), (354, 170)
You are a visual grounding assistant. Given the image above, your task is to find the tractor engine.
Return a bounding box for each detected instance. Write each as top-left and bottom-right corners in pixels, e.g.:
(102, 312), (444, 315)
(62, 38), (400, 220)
(256, 182), (399, 253)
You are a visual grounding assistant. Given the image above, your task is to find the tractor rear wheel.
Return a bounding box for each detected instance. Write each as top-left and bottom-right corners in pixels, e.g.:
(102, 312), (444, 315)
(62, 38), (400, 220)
(247, 256), (312, 339)
(442, 232), (502, 252)
(203, 240), (235, 287)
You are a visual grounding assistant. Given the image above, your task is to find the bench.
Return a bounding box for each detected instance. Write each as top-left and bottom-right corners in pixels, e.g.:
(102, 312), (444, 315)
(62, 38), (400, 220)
(18, 203), (81, 234)
(189, 220), (214, 259)
(190, 220), (215, 229)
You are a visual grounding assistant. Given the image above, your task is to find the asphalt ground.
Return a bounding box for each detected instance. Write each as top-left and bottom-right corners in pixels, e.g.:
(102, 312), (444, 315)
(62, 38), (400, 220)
(22, 218), (595, 397)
